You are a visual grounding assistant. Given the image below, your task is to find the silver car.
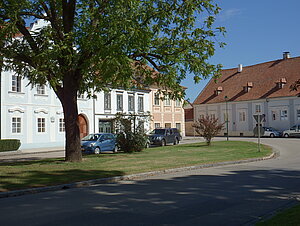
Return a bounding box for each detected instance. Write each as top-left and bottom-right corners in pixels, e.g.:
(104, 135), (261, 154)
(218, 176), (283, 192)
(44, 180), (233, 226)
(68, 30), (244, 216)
(283, 124), (300, 138)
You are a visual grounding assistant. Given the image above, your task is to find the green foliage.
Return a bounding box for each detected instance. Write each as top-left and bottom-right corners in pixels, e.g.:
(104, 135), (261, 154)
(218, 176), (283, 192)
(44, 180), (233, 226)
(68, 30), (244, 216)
(193, 115), (224, 145)
(0, 0), (225, 98)
(114, 112), (150, 153)
(0, 0), (225, 161)
(0, 139), (21, 152)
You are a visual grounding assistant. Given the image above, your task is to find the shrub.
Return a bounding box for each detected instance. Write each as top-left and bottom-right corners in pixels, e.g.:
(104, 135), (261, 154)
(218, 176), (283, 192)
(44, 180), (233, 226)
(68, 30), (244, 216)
(0, 139), (21, 152)
(114, 113), (150, 153)
(192, 115), (224, 146)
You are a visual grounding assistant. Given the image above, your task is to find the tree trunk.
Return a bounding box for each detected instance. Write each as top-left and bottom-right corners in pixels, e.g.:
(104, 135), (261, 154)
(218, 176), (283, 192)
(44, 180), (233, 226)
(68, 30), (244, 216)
(60, 75), (82, 162)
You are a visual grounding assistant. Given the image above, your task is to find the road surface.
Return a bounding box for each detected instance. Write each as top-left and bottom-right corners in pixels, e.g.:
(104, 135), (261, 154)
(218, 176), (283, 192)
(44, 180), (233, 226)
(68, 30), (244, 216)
(0, 137), (299, 225)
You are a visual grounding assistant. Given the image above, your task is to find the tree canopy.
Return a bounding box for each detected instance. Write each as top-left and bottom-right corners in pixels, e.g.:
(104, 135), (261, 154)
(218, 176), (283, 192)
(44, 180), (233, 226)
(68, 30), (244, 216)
(0, 0), (225, 161)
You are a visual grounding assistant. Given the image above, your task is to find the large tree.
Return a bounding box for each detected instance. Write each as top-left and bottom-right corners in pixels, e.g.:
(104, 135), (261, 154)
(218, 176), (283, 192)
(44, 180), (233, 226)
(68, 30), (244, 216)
(0, 0), (225, 162)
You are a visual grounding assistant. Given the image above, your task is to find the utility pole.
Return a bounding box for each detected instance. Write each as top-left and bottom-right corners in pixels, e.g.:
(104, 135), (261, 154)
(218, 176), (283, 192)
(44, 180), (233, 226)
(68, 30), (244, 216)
(225, 96), (229, 141)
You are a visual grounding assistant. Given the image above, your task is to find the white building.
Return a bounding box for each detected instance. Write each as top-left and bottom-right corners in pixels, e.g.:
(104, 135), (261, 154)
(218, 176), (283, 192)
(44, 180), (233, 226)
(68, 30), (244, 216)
(192, 52), (300, 136)
(0, 70), (150, 149)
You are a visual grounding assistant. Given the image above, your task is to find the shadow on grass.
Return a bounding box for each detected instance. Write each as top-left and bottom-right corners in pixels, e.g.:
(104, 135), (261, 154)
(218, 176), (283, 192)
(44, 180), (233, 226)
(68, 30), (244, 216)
(0, 169), (125, 192)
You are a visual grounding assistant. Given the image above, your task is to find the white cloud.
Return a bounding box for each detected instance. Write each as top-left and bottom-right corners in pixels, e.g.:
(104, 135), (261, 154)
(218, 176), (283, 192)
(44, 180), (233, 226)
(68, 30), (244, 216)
(218, 8), (242, 21)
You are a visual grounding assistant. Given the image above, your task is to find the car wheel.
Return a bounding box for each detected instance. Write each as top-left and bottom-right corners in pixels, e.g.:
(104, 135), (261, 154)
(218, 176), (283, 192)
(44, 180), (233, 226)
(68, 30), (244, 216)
(284, 133), (289, 138)
(270, 133), (275, 138)
(161, 139), (166, 146)
(173, 138), (179, 145)
(113, 145), (118, 153)
(94, 147), (101, 154)
(145, 142), (150, 149)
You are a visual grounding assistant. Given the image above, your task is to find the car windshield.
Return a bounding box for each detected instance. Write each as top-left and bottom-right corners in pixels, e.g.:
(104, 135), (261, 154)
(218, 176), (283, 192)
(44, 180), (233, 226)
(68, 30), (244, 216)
(82, 134), (100, 141)
(150, 129), (165, 135)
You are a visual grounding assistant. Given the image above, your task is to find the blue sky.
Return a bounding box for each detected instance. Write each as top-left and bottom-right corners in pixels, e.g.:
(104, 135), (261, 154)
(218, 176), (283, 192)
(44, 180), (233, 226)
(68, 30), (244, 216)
(182, 0), (300, 102)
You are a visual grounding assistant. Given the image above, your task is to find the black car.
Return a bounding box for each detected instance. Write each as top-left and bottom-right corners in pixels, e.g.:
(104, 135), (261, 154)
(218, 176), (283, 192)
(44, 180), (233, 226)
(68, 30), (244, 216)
(148, 128), (182, 146)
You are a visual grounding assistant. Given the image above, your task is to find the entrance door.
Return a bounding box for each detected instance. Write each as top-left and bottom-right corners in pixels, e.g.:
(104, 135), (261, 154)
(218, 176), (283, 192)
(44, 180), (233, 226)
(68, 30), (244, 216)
(78, 114), (88, 139)
(99, 120), (112, 133)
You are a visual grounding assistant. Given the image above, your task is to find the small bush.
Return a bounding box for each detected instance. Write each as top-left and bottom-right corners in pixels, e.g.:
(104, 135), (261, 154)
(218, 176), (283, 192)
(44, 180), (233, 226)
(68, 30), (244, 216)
(115, 113), (150, 153)
(0, 139), (21, 152)
(193, 115), (224, 145)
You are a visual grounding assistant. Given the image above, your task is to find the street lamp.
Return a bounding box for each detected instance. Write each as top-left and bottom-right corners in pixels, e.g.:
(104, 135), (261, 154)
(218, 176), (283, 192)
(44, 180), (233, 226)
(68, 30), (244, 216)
(225, 96), (229, 141)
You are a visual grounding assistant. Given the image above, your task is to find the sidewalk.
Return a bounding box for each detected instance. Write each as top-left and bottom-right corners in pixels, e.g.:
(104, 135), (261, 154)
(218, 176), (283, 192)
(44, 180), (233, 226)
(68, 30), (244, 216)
(0, 146), (64, 157)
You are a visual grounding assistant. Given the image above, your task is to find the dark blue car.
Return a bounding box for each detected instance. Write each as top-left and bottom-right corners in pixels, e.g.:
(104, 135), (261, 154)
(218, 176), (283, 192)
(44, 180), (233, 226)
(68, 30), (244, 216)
(81, 133), (117, 154)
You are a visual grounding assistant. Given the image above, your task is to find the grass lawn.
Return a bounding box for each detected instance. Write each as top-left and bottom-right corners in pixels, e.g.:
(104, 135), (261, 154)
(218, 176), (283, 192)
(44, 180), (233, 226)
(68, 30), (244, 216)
(256, 203), (300, 226)
(0, 141), (272, 192)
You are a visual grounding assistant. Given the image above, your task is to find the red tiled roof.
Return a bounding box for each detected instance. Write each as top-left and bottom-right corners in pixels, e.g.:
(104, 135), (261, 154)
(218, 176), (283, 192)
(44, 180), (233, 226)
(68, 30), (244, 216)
(193, 56), (300, 105)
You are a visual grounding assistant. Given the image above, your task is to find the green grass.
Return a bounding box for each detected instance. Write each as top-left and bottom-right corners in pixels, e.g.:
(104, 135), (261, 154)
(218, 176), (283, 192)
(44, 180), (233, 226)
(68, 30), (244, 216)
(0, 141), (272, 192)
(256, 203), (300, 226)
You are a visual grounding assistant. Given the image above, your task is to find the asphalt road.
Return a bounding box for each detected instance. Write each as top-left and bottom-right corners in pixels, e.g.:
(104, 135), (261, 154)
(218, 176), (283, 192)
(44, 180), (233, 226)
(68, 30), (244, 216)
(0, 137), (300, 226)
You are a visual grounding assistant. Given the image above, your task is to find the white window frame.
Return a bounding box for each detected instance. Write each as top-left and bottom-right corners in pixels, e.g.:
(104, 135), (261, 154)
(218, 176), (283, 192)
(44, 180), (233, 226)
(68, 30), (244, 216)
(12, 117), (21, 134)
(239, 110), (246, 122)
(280, 109), (288, 121)
(116, 93), (123, 111)
(12, 75), (21, 92)
(138, 95), (144, 112)
(59, 118), (65, 132)
(164, 95), (171, 106)
(37, 84), (46, 95)
(128, 95), (135, 112)
(255, 104), (261, 113)
(104, 92), (111, 110)
(37, 118), (46, 133)
(175, 99), (181, 107)
(296, 109), (300, 120)
(154, 123), (161, 128)
(154, 93), (160, 106)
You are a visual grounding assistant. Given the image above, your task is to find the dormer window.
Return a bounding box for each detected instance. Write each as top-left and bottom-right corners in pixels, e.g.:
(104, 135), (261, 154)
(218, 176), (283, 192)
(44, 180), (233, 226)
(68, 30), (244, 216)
(277, 78), (287, 89)
(215, 86), (223, 95)
(244, 82), (253, 92)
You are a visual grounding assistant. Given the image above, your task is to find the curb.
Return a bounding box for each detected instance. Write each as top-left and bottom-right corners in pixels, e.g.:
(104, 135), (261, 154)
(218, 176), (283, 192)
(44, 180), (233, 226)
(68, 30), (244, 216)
(0, 151), (278, 199)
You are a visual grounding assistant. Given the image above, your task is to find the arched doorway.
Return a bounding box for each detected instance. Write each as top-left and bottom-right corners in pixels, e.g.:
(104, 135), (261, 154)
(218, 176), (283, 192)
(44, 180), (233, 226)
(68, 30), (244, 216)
(78, 114), (89, 139)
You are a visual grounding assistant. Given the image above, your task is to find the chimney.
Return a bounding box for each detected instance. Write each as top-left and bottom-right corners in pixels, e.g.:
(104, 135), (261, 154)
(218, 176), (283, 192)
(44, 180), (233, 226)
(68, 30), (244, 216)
(283, 52), (290, 60)
(238, 64), (243, 73)
(215, 86), (223, 95)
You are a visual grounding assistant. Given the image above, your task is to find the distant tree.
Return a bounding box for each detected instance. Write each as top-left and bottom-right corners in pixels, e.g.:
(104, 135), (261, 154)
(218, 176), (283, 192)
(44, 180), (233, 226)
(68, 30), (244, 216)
(192, 115), (224, 145)
(0, 0), (225, 162)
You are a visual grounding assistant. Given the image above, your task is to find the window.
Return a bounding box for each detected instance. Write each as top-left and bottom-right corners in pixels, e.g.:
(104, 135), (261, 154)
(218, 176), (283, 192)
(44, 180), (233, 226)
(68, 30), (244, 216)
(176, 123), (181, 132)
(59, 118), (65, 132)
(104, 92), (111, 110)
(239, 111), (246, 122)
(154, 93), (160, 105)
(165, 123), (171, 128)
(155, 123), (161, 128)
(99, 120), (112, 133)
(255, 104), (261, 113)
(280, 110), (288, 120)
(128, 95), (135, 111)
(37, 118), (46, 133)
(297, 109), (300, 120)
(37, 85), (46, 95)
(117, 94), (123, 111)
(175, 99), (181, 107)
(164, 95), (171, 106)
(210, 114), (216, 119)
(138, 96), (144, 112)
(272, 110), (277, 121)
(12, 75), (21, 92)
(12, 117), (21, 133)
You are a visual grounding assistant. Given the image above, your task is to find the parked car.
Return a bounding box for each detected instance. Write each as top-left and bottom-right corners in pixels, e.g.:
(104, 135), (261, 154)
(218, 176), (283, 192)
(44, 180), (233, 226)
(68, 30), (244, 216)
(283, 124), (300, 138)
(81, 133), (118, 154)
(148, 128), (182, 146)
(262, 127), (282, 138)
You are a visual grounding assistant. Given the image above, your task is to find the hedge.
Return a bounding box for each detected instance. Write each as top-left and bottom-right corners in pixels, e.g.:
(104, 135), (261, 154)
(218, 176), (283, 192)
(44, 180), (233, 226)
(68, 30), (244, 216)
(0, 139), (21, 152)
